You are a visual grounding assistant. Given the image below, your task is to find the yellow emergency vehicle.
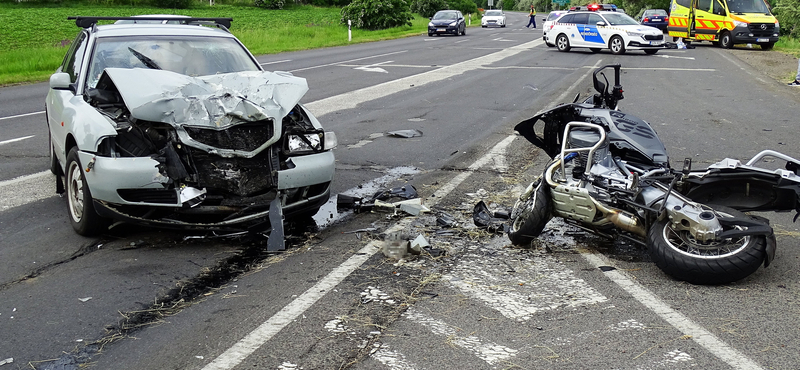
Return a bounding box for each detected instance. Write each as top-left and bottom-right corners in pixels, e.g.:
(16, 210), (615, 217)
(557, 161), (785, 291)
(667, 0), (779, 49)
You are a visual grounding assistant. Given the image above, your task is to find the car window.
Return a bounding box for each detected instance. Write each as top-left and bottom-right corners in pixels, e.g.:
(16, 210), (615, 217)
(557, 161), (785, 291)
(649, 9), (668, 16)
(433, 12), (457, 20)
(558, 14), (575, 23)
(600, 13), (639, 25)
(547, 12), (564, 21)
(571, 13), (589, 24)
(86, 36), (260, 88)
(588, 13), (604, 25)
(698, 0), (712, 12)
(62, 31), (88, 84)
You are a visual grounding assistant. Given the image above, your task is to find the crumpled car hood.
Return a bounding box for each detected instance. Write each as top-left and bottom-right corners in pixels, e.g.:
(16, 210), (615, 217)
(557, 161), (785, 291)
(98, 68), (308, 129)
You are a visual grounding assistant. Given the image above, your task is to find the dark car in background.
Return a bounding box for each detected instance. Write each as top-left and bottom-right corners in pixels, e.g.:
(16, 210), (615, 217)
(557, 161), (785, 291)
(639, 9), (669, 30)
(428, 10), (466, 36)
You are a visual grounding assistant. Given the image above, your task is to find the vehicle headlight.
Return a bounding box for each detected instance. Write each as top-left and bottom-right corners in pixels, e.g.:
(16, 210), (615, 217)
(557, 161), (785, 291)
(287, 131), (337, 154)
(626, 31), (644, 37)
(428, 22), (434, 27)
(449, 21), (457, 26)
(733, 20), (747, 28)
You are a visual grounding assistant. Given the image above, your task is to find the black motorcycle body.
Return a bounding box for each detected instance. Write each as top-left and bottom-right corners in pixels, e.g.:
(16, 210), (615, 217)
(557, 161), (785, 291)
(510, 64), (800, 284)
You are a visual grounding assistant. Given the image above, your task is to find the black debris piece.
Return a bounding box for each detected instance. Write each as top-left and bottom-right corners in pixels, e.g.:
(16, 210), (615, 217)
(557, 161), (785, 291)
(473, 200), (509, 234)
(337, 185), (420, 214)
(598, 266), (616, 272)
(436, 212), (457, 228)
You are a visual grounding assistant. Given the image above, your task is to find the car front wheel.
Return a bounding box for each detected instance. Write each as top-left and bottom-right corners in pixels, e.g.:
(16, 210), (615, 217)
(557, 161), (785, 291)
(609, 35), (626, 55)
(556, 34), (570, 52)
(66, 147), (109, 236)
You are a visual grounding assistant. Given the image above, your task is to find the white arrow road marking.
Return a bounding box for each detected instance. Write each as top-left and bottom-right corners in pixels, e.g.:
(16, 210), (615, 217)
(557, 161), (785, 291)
(655, 54), (696, 60)
(0, 135), (35, 146)
(354, 61), (393, 73)
(404, 308), (519, 365)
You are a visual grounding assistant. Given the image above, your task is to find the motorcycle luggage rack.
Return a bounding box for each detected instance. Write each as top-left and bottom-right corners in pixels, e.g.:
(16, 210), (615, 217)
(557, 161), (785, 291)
(558, 122), (606, 182)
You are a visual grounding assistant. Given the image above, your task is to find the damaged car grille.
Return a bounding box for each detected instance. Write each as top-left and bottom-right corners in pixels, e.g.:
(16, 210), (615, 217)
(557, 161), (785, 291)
(190, 146), (280, 197)
(184, 121), (274, 152)
(118, 188), (179, 204)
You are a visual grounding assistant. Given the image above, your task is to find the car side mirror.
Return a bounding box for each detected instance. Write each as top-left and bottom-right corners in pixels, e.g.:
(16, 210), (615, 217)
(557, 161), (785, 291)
(596, 21), (606, 26)
(429, 17), (432, 20)
(49, 72), (73, 92)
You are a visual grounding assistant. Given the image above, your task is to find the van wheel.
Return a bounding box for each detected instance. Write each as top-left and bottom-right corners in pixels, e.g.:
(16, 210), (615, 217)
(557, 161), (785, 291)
(556, 34), (570, 52)
(720, 31), (733, 48)
(759, 42), (774, 50)
(609, 35), (626, 55)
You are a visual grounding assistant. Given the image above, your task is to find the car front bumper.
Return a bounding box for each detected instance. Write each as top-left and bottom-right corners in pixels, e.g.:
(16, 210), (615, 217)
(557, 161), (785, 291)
(429, 26), (459, 34)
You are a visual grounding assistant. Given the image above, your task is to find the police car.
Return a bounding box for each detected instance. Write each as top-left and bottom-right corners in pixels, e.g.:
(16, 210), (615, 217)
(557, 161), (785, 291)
(545, 4), (665, 55)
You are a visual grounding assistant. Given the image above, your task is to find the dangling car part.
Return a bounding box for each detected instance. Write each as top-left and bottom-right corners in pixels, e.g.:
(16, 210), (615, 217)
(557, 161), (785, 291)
(510, 64), (800, 285)
(46, 17), (336, 245)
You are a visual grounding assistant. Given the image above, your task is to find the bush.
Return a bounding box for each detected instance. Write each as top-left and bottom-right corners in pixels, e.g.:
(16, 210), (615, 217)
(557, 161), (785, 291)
(341, 0), (413, 30)
(774, 0), (800, 38)
(411, 0), (449, 18)
(152, 0), (192, 8)
(255, 0), (286, 9)
(448, 0), (477, 15)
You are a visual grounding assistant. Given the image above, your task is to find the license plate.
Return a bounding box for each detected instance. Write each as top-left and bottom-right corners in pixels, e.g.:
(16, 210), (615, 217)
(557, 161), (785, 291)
(650, 41), (664, 45)
(756, 38), (769, 42)
(437, 28), (447, 32)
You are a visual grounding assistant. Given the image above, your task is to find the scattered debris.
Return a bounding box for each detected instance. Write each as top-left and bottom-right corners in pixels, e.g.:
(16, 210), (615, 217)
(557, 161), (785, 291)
(436, 212), (457, 227)
(409, 234), (429, 255)
(338, 185), (428, 216)
(78, 297), (93, 302)
(343, 227), (378, 234)
(472, 201), (509, 234)
(598, 266), (617, 272)
(386, 129), (423, 138)
(382, 232), (411, 260)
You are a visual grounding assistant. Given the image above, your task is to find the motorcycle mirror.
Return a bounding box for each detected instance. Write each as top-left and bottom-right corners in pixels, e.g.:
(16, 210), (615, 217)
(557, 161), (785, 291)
(572, 93), (581, 103)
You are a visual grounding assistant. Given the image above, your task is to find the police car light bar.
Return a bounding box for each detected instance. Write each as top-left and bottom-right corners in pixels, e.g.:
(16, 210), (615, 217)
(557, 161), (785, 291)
(569, 3), (618, 12)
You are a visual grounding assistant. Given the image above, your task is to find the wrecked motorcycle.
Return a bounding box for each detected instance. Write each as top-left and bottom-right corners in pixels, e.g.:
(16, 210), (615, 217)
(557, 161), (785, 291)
(510, 64), (800, 284)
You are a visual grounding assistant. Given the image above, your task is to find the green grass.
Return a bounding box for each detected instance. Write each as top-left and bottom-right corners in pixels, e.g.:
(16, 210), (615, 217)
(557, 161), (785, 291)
(775, 37), (800, 57)
(0, 2), (431, 85)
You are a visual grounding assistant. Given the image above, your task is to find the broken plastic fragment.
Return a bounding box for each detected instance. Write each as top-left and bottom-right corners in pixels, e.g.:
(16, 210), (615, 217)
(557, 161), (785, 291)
(473, 200), (509, 234)
(397, 198), (430, 216)
(386, 129), (423, 138)
(78, 297), (93, 302)
(409, 234), (429, 255)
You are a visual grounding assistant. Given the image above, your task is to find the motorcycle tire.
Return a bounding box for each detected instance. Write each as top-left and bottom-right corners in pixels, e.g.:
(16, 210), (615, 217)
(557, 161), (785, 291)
(508, 178), (552, 246)
(647, 205), (767, 285)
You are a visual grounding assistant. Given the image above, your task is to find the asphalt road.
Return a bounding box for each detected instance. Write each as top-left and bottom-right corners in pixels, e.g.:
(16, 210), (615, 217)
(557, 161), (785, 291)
(1, 11), (799, 370)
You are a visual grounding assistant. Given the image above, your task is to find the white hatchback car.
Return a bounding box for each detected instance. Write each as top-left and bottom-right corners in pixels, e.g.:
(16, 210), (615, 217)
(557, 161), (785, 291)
(481, 9), (506, 28)
(545, 5), (664, 55)
(542, 10), (567, 46)
(46, 16), (336, 238)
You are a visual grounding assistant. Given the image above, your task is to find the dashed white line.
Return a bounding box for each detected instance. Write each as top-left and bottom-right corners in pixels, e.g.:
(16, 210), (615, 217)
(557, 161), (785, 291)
(289, 50), (408, 73)
(259, 59), (291, 66)
(0, 135), (35, 146)
(0, 111), (44, 121)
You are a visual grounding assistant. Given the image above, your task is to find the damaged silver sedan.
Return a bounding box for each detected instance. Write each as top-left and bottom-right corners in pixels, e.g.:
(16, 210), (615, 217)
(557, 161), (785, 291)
(46, 16), (336, 237)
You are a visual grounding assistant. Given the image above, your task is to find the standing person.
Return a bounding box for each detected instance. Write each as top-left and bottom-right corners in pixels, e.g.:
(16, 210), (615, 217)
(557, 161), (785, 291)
(526, 6), (537, 28)
(789, 57), (800, 86)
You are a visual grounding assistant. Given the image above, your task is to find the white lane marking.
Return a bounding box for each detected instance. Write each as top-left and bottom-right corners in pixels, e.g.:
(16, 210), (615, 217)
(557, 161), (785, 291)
(305, 38), (543, 117)
(454, 39), (469, 44)
(404, 308), (519, 365)
(581, 252), (765, 370)
(354, 61), (393, 73)
(289, 50), (408, 73)
(0, 171), (54, 212)
(481, 66), (715, 72)
(202, 133), (520, 370)
(654, 55), (696, 60)
(0, 111), (44, 121)
(259, 59), (291, 66)
(0, 135), (35, 146)
(371, 345), (419, 370)
(339, 63), (434, 69)
(423, 38), (444, 42)
(445, 235), (607, 322)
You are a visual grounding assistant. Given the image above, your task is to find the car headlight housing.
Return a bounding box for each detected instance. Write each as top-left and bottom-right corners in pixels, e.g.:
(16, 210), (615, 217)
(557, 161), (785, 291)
(449, 21), (457, 26)
(286, 131), (337, 154)
(428, 22), (434, 27)
(626, 31), (644, 37)
(733, 20), (747, 28)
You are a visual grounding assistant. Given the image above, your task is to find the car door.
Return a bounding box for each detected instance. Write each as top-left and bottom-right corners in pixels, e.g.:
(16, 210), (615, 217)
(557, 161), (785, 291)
(569, 13), (590, 47)
(47, 31), (89, 162)
(583, 13), (607, 47)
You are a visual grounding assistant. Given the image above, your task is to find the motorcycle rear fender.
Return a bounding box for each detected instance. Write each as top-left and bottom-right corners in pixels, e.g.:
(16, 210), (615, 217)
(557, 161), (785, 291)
(684, 161), (800, 214)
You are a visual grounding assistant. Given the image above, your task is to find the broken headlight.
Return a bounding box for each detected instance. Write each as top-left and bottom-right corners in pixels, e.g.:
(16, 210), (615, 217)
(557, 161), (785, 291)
(286, 131), (337, 154)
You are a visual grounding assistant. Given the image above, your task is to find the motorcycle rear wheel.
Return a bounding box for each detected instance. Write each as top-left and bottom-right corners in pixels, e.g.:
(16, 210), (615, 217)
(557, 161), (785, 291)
(508, 178), (552, 246)
(647, 205), (767, 285)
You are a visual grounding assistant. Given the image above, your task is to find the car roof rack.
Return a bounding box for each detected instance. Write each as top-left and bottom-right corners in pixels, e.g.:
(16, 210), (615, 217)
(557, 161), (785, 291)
(68, 16), (232, 30)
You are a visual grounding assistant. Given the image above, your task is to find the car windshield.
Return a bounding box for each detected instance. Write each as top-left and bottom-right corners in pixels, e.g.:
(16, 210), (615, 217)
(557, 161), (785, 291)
(547, 12), (564, 21)
(485, 10), (502, 16)
(727, 0), (770, 13)
(601, 13), (640, 25)
(644, 9), (668, 16)
(433, 12), (458, 20)
(86, 35), (259, 88)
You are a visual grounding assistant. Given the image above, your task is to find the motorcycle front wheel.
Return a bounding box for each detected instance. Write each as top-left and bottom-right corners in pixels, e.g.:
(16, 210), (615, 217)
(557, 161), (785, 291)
(647, 205), (767, 285)
(508, 178), (552, 246)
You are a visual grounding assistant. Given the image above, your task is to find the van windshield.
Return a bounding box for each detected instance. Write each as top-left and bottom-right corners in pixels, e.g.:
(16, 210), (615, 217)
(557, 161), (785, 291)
(726, 0), (770, 14)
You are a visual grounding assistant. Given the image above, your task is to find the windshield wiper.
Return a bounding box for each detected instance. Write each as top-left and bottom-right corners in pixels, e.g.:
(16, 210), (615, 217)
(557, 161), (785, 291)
(128, 47), (161, 70)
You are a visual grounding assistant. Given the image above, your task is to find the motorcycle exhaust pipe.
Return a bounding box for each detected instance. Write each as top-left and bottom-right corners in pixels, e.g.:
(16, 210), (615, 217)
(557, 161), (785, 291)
(592, 199), (647, 237)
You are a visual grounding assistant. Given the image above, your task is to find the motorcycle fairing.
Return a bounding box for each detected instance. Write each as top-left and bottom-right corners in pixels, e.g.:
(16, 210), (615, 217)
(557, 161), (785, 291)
(684, 168), (800, 213)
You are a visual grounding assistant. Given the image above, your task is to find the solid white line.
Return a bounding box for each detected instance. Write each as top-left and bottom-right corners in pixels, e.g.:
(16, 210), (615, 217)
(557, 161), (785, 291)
(288, 50), (408, 73)
(259, 59), (291, 66)
(0, 135), (35, 146)
(0, 111), (44, 121)
(201, 132), (520, 370)
(0, 170), (50, 188)
(581, 252), (765, 370)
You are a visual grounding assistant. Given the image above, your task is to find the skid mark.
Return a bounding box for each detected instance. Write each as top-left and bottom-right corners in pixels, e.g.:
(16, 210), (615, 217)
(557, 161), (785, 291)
(404, 308), (518, 366)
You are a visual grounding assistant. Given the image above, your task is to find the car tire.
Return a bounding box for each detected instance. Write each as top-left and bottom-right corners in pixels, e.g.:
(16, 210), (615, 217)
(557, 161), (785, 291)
(462, 26), (466, 36)
(719, 31), (733, 48)
(65, 147), (109, 236)
(482, 25), (487, 28)
(759, 42), (774, 50)
(428, 32), (433, 36)
(609, 35), (626, 55)
(590, 48), (601, 53)
(644, 49), (659, 55)
(556, 34), (570, 52)
(501, 24), (506, 28)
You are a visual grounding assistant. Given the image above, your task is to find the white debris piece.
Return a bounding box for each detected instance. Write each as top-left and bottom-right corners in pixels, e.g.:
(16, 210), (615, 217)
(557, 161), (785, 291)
(78, 297), (93, 302)
(0, 358), (12, 366)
